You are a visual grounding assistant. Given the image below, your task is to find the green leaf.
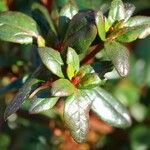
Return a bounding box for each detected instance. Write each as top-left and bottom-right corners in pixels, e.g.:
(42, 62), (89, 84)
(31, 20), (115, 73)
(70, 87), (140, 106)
(38, 47), (64, 77)
(64, 90), (92, 143)
(124, 3), (135, 22)
(117, 26), (150, 42)
(91, 87), (131, 128)
(64, 11), (97, 54)
(29, 89), (59, 114)
(59, 1), (79, 39)
(0, 11), (39, 44)
(79, 73), (101, 89)
(108, 0), (125, 25)
(67, 47), (79, 72)
(105, 41), (129, 77)
(4, 78), (42, 119)
(95, 10), (106, 41)
(51, 79), (75, 97)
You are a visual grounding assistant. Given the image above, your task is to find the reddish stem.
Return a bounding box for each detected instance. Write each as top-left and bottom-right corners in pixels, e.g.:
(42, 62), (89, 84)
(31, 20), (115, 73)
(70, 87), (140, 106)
(80, 43), (104, 65)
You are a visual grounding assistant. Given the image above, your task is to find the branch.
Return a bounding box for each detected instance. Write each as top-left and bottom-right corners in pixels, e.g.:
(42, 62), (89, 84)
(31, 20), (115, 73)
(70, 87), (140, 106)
(80, 43), (104, 65)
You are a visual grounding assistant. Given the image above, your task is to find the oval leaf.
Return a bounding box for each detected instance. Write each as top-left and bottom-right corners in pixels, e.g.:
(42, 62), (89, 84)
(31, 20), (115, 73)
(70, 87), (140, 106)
(4, 78), (42, 119)
(51, 79), (75, 97)
(29, 89), (59, 114)
(0, 11), (39, 44)
(105, 41), (129, 77)
(64, 11), (97, 54)
(108, 0), (125, 25)
(91, 87), (131, 128)
(64, 90), (92, 143)
(38, 47), (64, 77)
(95, 10), (106, 41)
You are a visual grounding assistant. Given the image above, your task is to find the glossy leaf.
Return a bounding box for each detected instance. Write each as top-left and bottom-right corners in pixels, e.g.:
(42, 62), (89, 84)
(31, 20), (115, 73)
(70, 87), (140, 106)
(105, 41), (129, 77)
(117, 25), (150, 42)
(79, 73), (101, 89)
(91, 87), (131, 128)
(64, 11), (97, 54)
(124, 3), (135, 22)
(38, 47), (64, 77)
(29, 89), (59, 114)
(64, 90), (92, 143)
(108, 0), (125, 25)
(4, 78), (42, 119)
(0, 11), (39, 44)
(67, 47), (79, 72)
(51, 79), (75, 97)
(95, 10), (106, 41)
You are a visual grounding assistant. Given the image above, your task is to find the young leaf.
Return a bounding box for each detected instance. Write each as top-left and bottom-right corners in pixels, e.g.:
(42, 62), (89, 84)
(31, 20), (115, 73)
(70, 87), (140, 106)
(29, 89), (59, 114)
(79, 73), (101, 89)
(64, 90), (92, 143)
(91, 87), (131, 128)
(95, 10), (106, 41)
(117, 26), (150, 42)
(38, 47), (64, 78)
(51, 79), (75, 97)
(64, 11), (97, 54)
(108, 0), (125, 25)
(4, 78), (42, 119)
(105, 41), (129, 77)
(124, 3), (135, 22)
(0, 11), (39, 44)
(67, 47), (79, 72)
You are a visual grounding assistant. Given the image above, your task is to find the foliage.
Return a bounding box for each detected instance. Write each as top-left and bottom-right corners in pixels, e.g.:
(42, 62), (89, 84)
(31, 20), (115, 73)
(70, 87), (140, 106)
(0, 0), (150, 147)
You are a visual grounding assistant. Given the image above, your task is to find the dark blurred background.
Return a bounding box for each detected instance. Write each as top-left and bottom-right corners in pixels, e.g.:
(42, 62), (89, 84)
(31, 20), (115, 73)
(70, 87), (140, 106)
(0, 0), (150, 149)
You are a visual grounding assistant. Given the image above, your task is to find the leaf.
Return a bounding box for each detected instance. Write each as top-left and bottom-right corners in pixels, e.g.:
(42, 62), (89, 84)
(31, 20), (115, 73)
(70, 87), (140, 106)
(79, 73), (101, 89)
(29, 89), (59, 114)
(0, 11), (39, 44)
(38, 47), (64, 77)
(91, 87), (131, 128)
(95, 10), (106, 41)
(67, 64), (76, 80)
(108, 0), (125, 25)
(59, 1), (79, 39)
(104, 41), (129, 77)
(64, 90), (92, 143)
(64, 11), (97, 54)
(117, 25), (150, 42)
(124, 3), (135, 22)
(4, 78), (42, 119)
(51, 79), (75, 97)
(67, 47), (80, 72)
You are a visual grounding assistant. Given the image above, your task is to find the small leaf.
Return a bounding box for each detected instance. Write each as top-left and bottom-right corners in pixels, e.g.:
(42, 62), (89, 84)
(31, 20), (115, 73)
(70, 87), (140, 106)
(64, 90), (92, 143)
(67, 47), (80, 72)
(91, 87), (131, 128)
(124, 3), (135, 22)
(105, 41), (129, 77)
(0, 11), (39, 44)
(95, 10), (106, 41)
(51, 79), (75, 97)
(67, 64), (76, 80)
(79, 73), (101, 89)
(108, 0), (125, 25)
(64, 11), (97, 54)
(29, 89), (59, 114)
(38, 47), (64, 77)
(4, 78), (42, 119)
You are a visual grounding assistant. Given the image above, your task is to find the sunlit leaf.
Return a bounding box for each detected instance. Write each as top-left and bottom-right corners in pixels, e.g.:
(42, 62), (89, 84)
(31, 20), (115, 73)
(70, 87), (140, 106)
(38, 47), (64, 77)
(29, 89), (59, 114)
(0, 11), (39, 44)
(64, 90), (92, 143)
(91, 87), (131, 128)
(108, 0), (125, 25)
(105, 41), (129, 77)
(51, 79), (75, 97)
